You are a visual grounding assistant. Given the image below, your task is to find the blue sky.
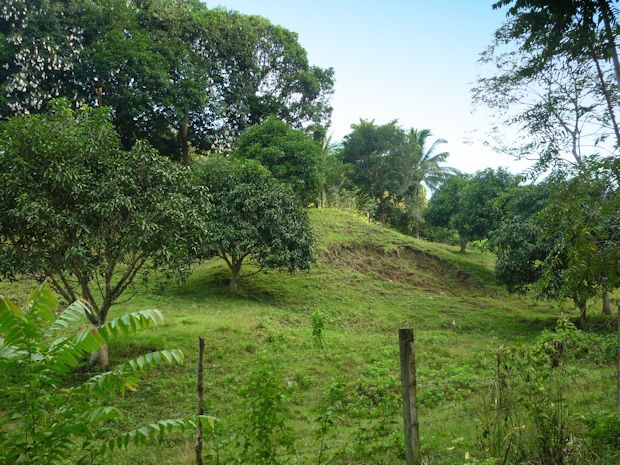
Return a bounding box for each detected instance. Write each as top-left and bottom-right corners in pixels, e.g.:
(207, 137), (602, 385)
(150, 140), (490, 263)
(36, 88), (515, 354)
(213, 0), (530, 174)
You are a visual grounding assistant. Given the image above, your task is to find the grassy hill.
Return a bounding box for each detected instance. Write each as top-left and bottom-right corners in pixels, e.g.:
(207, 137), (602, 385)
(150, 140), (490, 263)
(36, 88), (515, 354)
(1, 208), (615, 464)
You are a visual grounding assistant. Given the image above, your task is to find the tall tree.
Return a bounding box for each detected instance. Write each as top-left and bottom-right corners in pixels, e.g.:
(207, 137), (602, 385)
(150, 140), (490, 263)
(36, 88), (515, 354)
(537, 158), (619, 328)
(492, 0), (620, 89)
(425, 175), (470, 251)
(235, 116), (324, 205)
(490, 159), (619, 328)
(426, 169), (517, 251)
(406, 129), (458, 198)
(0, 100), (210, 364)
(489, 183), (552, 293)
(475, 0), (620, 176)
(403, 129), (457, 234)
(0, 1), (335, 160)
(474, 51), (617, 172)
(340, 120), (411, 226)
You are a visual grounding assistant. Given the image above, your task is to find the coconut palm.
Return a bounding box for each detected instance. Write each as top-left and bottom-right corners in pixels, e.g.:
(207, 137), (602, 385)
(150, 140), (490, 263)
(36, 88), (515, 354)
(401, 129), (458, 236)
(407, 128), (459, 198)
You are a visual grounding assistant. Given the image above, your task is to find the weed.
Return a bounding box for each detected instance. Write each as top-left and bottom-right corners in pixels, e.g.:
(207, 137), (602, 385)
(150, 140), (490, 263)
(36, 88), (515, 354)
(310, 309), (328, 349)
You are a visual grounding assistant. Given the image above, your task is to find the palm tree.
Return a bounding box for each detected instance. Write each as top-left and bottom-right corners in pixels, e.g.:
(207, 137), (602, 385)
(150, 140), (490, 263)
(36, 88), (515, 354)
(402, 129), (458, 236)
(407, 128), (459, 199)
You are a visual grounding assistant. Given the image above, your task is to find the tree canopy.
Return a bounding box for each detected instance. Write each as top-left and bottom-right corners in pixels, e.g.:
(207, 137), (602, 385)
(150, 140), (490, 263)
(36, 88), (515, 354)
(340, 120), (456, 228)
(475, 0), (620, 173)
(0, 0), (334, 162)
(235, 116), (324, 205)
(425, 169), (517, 251)
(193, 157), (314, 293)
(0, 100), (209, 333)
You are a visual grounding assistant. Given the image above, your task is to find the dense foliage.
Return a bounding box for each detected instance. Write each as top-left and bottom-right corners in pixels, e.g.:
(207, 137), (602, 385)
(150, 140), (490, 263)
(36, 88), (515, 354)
(425, 168), (517, 251)
(0, 283), (209, 465)
(340, 120), (456, 229)
(474, 0), (620, 173)
(0, 1), (617, 463)
(0, 0), (334, 161)
(0, 100), (210, 348)
(235, 116), (324, 204)
(193, 157), (314, 292)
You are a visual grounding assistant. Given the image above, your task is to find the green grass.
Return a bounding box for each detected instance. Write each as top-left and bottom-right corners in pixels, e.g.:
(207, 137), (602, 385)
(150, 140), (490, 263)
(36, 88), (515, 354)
(1, 208), (616, 464)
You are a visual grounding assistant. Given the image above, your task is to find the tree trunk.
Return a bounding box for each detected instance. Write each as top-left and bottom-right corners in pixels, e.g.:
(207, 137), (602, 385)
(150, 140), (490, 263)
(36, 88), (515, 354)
(96, 86), (103, 107)
(459, 235), (467, 253)
(604, 291), (613, 315)
(90, 305), (110, 368)
(591, 50), (620, 146)
(378, 200), (386, 227)
(90, 338), (109, 368)
(229, 260), (242, 294)
(598, 0), (620, 89)
(616, 302), (620, 415)
(180, 114), (190, 166)
(578, 300), (587, 330)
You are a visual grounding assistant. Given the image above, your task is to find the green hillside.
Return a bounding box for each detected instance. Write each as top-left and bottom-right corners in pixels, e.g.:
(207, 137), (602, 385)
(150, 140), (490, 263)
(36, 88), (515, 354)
(0, 208), (614, 464)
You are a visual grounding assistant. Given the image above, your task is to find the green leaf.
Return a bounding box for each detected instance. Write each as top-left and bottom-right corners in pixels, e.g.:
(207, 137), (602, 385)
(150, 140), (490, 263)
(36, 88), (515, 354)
(98, 309), (164, 341)
(46, 299), (93, 335)
(106, 417), (206, 451)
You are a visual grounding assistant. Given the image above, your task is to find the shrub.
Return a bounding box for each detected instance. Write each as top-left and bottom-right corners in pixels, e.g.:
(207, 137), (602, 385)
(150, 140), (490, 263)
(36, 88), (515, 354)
(0, 283), (212, 465)
(310, 309), (328, 349)
(193, 157), (314, 293)
(236, 356), (294, 465)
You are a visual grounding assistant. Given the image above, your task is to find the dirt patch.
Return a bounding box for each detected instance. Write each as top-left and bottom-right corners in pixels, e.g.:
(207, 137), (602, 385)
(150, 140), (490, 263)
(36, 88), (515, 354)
(323, 242), (482, 294)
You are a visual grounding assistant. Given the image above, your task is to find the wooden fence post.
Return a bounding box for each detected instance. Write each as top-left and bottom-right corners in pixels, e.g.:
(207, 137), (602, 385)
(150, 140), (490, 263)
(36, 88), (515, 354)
(195, 336), (206, 465)
(616, 305), (620, 415)
(399, 328), (421, 465)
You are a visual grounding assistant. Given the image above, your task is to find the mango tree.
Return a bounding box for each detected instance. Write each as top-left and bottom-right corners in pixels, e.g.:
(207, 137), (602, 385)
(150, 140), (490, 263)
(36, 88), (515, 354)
(193, 157), (314, 293)
(0, 100), (210, 365)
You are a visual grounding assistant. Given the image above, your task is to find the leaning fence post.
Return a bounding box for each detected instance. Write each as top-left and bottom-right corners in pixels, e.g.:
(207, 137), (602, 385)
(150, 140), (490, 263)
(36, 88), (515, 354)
(399, 328), (421, 465)
(195, 336), (206, 465)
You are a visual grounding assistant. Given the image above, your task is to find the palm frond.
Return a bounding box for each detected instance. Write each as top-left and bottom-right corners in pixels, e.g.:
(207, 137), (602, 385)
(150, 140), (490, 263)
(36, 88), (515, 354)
(425, 139), (448, 159)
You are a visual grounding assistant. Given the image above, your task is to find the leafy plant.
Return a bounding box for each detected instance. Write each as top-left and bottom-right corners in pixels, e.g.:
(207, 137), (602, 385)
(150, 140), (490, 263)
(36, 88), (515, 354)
(0, 282), (212, 465)
(236, 356), (294, 465)
(314, 380), (347, 465)
(193, 157), (314, 293)
(235, 116), (325, 204)
(0, 100), (210, 365)
(310, 309), (328, 349)
(480, 327), (619, 465)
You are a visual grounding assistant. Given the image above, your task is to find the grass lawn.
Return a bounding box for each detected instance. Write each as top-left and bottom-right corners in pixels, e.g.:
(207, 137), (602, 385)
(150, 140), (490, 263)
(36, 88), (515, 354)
(1, 208), (616, 464)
